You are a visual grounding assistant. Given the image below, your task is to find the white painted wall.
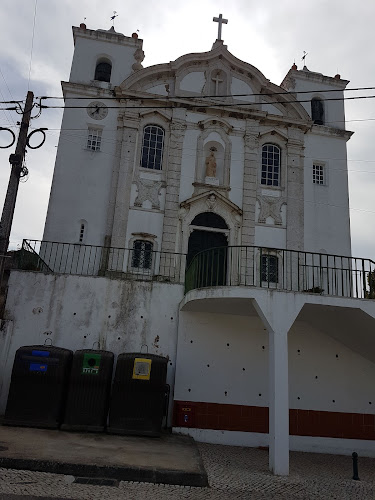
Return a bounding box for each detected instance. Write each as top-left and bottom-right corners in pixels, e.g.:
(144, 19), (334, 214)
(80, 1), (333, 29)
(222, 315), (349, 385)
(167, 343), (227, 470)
(174, 311), (269, 406)
(174, 311), (375, 414)
(43, 92), (119, 247)
(287, 71), (346, 129)
(289, 322), (375, 414)
(0, 271), (183, 415)
(304, 133), (351, 255)
(70, 27), (141, 87)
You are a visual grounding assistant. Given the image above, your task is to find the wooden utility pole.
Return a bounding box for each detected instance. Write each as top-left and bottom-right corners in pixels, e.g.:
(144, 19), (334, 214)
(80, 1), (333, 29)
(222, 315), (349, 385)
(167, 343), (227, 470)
(0, 91), (34, 309)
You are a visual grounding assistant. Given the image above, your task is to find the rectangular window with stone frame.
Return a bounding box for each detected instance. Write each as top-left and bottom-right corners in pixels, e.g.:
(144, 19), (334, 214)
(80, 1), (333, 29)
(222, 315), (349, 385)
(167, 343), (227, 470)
(313, 163), (325, 185)
(261, 144), (280, 187)
(141, 125), (165, 170)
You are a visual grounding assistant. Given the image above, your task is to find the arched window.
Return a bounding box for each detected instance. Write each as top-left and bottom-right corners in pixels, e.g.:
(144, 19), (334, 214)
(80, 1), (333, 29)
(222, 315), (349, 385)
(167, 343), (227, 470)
(141, 125), (165, 170)
(311, 98), (324, 125)
(131, 240), (153, 270)
(94, 61), (112, 82)
(261, 144), (280, 187)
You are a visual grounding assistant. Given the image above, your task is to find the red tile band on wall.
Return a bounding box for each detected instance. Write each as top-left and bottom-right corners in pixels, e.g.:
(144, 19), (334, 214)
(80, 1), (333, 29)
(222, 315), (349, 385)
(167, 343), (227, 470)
(173, 401), (269, 433)
(173, 401), (375, 440)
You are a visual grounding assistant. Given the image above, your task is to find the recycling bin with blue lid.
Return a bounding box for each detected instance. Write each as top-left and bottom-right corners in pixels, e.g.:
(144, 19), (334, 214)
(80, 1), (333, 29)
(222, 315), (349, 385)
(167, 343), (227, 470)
(4, 344), (73, 429)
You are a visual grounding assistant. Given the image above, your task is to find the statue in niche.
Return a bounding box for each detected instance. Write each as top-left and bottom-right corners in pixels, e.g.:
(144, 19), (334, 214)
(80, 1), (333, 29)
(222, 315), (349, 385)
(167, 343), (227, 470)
(205, 147), (217, 178)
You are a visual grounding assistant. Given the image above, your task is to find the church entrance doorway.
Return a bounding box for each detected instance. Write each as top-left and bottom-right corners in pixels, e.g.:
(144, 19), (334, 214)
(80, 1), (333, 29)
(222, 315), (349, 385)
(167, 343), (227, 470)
(186, 212), (228, 287)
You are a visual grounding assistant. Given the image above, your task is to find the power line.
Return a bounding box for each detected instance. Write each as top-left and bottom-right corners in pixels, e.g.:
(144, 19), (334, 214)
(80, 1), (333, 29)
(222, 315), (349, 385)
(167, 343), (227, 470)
(37, 86), (375, 101)
(3, 93), (374, 112)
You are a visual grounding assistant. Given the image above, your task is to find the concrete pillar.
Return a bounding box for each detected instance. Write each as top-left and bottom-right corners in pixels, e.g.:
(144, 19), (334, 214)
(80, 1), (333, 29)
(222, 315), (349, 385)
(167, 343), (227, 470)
(268, 327), (289, 475)
(253, 291), (304, 476)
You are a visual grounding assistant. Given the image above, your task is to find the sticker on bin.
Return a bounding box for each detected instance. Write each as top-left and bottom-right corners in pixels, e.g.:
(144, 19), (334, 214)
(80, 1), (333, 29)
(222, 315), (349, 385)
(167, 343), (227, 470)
(132, 358), (152, 380)
(32, 350), (50, 357)
(30, 363), (47, 372)
(82, 353), (101, 375)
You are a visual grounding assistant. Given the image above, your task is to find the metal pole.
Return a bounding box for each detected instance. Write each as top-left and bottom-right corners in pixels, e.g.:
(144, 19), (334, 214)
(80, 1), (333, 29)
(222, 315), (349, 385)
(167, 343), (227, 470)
(352, 452), (360, 481)
(0, 91), (34, 315)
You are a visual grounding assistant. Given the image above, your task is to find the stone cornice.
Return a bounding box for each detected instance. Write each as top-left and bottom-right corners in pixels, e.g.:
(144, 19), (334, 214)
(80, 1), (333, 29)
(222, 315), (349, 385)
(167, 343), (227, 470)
(309, 124), (354, 141)
(281, 68), (349, 90)
(61, 81), (114, 99)
(115, 90), (312, 132)
(72, 25), (142, 49)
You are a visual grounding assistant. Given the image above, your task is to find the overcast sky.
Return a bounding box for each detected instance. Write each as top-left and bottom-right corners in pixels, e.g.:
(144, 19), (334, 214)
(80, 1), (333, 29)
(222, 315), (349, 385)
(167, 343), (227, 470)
(0, 0), (374, 258)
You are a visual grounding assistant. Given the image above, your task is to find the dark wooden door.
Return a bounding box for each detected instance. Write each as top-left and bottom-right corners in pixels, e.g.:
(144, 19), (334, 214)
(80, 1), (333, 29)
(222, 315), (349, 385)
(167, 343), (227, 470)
(187, 230), (228, 287)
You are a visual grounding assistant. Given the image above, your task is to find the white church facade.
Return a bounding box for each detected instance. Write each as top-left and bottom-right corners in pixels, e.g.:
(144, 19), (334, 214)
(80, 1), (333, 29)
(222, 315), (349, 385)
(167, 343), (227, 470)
(1, 20), (375, 476)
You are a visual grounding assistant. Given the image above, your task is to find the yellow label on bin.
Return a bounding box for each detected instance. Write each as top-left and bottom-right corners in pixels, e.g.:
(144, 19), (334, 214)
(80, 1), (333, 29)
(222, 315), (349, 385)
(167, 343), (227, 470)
(132, 358), (152, 380)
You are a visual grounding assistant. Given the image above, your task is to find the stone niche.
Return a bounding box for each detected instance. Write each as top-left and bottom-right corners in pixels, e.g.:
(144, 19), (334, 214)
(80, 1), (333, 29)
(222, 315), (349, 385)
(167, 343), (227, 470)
(194, 122), (232, 195)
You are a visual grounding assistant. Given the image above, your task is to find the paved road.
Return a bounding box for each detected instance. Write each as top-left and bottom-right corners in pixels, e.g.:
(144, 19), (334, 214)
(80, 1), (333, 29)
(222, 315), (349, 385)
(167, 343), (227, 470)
(0, 443), (374, 499)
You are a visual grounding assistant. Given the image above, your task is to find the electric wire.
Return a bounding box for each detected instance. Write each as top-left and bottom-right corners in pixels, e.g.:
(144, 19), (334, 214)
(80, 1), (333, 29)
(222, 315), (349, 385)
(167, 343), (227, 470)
(37, 86), (375, 100)
(5, 89), (375, 111)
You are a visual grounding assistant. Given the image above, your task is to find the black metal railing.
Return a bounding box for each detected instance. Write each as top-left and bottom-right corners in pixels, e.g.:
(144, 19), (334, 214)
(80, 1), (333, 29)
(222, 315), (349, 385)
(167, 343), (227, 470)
(19, 240), (186, 284)
(16, 241), (375, 299)
(185, 246), (375, 299)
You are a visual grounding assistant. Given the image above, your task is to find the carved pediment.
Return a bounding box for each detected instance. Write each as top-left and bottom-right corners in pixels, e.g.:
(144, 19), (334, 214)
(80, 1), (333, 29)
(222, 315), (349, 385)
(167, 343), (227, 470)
(181, 190), (241, 215)
(115, 44), (311, 123)
(258, 127), (289, 142)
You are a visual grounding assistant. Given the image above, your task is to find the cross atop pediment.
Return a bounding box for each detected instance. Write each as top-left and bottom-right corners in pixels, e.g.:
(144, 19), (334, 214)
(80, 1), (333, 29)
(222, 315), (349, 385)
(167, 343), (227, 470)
(213, 13), (228, 41)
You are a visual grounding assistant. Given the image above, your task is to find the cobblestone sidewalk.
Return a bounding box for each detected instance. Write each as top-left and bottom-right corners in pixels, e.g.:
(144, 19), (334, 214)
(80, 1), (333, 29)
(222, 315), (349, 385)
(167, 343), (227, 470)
(0, 443), (374, 499)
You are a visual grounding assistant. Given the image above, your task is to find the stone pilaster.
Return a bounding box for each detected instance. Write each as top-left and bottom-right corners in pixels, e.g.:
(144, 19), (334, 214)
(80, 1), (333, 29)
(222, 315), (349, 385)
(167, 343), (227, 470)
(286, 129), (305, 251)
(241, 121), (259, 284)
(110, 107), (140, 250)
(160, 111), (187, 278)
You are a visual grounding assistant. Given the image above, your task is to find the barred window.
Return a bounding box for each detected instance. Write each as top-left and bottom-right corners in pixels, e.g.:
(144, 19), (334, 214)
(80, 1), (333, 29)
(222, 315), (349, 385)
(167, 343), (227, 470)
(261, 255), (278, 283)
(132, 240), (153, 270)
(141, 125), (165, 170)
(87, 128), (102, 151)
(261, 144), (280, 187)
(313, 163), (325, 185)
(79, 223), (85, 242)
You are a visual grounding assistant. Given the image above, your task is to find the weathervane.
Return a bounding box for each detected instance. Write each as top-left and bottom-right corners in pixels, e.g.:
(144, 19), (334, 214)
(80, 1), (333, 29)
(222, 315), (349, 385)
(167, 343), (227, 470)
(110, 11), (118, 27)
(302, 51), (308, 67)
(213, 13), (228, 41)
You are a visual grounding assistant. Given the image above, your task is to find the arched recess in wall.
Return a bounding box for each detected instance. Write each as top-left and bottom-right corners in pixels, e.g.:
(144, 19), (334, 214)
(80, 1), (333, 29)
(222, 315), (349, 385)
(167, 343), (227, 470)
(194, 119), (232, 188)
(94, 57), (112, 82)
(311, 97), (325, 125)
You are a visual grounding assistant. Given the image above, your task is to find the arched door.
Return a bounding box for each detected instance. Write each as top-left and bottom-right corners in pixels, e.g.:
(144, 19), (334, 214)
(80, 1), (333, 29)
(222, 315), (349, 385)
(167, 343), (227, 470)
(187, 213), (228, 287)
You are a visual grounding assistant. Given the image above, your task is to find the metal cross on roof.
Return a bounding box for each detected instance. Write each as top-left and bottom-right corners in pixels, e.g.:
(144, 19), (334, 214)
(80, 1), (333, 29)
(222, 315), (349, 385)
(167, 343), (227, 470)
(213, 13), (228, 41)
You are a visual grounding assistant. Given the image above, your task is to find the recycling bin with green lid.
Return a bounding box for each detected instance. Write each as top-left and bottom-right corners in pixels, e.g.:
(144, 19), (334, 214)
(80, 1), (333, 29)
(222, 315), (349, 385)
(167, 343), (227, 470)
(62, 349), (114, 432)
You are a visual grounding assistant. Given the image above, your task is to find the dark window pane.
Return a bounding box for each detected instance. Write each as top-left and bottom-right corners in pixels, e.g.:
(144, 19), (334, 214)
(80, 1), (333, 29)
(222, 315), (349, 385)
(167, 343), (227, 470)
(94, 62), (112, 82)
(141, 125), (165, 170)
(261, 255), (278, 283)
(132, 240), (153, 269)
